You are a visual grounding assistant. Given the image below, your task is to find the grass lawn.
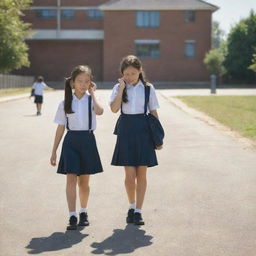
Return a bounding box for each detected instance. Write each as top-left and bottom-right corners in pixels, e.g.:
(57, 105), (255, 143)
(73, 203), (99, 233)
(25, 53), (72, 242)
(176, 96), (256, 140)
(0, 87), (31, 97)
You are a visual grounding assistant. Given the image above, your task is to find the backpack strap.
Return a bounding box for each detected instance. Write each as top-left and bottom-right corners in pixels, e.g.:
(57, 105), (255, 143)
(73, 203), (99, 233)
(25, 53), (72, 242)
(144, 85), (150, 114)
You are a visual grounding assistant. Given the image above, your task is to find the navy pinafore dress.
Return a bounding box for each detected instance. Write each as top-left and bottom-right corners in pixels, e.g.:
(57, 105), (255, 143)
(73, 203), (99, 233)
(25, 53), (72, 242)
(111, 86), (158, 167)
(57, 96), (103, 175)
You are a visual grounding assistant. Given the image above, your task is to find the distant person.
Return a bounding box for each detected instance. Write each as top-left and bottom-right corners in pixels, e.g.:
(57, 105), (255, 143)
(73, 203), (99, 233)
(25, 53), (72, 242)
(30, 76), (48, 115)
(50, 65), (104, 230)
(109, 55), (163, 226)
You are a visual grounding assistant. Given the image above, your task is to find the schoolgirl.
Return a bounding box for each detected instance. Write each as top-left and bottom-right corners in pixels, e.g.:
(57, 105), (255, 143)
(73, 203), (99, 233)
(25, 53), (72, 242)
(30, 76), (48, 115)
(50, 65), (103, 230)
(109, 55), (162, 225)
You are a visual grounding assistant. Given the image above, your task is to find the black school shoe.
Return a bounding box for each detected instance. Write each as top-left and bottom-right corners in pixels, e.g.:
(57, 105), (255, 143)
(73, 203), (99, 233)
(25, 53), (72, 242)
(78, 212), (89, 226)
(66, 215), (78, 230)
(126, 209), (135, 224)
(134, 212), (145, 225)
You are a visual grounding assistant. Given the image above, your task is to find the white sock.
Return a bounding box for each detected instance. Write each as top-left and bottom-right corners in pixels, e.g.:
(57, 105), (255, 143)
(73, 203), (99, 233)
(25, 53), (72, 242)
(69, 211), (77, 217)
(134, 208), (142, 214)
(80, 208), (87, 213)
(129, 203), (136, 209)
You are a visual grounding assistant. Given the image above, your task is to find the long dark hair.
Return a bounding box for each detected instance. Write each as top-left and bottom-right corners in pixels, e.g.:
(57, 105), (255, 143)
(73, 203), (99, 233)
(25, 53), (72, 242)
(64, 65), (92, 114)
(120, 55), (148, 103)
(37, 76), (44, 83)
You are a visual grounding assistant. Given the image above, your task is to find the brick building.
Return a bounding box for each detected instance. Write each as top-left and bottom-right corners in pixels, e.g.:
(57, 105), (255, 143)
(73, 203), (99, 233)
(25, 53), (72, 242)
(17, 0), (218, 85)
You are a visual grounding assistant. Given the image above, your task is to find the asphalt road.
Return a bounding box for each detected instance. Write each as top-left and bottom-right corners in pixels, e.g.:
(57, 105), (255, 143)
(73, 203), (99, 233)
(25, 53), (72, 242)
(0, 90), (256, 256)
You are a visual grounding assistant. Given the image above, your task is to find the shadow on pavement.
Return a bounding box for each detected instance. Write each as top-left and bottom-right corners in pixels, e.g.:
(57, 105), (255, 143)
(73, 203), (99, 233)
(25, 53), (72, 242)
(91, 224), (153, 255)
(26, 230), (88, 254)
(23, 114), (38, 117)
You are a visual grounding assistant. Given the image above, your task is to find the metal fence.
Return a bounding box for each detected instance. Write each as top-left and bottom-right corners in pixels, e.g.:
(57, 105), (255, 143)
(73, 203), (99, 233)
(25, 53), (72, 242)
(0, 74), (34, 89)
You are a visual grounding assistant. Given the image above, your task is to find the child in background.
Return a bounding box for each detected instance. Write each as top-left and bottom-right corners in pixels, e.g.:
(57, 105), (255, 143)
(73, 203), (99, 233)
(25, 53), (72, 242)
(30, 76), (48, 116)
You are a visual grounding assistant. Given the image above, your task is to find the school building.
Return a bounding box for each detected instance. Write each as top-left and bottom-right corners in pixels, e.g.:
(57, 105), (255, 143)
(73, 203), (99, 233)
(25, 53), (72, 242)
(17, 0), (218, 86)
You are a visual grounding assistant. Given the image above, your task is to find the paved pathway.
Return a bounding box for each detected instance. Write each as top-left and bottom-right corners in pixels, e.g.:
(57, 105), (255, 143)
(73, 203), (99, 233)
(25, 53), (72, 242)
(0, 90), (256, 256)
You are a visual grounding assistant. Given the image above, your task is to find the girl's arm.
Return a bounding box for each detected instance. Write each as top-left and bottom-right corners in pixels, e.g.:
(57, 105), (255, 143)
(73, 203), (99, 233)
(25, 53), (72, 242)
(50, 125), (65, 166)
(45, 84), (53, 90)
(110, 79), (126, 113)
(89, 82), (104, 115)
(150, 109), (159, 119)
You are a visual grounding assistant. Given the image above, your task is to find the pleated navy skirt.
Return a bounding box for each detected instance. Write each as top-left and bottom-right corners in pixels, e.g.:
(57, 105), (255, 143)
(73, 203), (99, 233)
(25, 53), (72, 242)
(111, 114), (158, 167)
(34, 95), (43, 103)
(57, 131), (103, 175)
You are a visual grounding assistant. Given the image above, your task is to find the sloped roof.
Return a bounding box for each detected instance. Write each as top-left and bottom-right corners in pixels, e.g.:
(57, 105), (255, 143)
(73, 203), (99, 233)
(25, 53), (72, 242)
(100, 0), (219, 11)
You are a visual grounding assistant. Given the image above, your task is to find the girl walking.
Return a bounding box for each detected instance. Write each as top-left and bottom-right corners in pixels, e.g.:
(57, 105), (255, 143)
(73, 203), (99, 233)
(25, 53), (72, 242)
(109, 55), (162, 225)
(30, 76), (48, 115)
(50, 65), (103, 230)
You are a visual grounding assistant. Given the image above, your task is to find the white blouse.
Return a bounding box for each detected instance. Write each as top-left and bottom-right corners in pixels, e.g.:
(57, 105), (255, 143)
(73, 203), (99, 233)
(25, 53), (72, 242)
(54, 93), (96, 130)
(109, 80), (159, 114)
(32, 82), (47, 96)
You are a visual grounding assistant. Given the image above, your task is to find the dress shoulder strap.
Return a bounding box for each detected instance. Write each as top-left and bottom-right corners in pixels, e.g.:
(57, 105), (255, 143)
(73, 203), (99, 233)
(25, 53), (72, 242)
(144, 85), (150, 114)
(66, 95), (92, 131)
(88, 95), (92, 131)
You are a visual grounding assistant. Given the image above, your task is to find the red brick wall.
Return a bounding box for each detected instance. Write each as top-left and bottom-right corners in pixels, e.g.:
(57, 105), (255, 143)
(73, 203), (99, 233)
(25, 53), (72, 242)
(31, 0), (108, 7)
(24, 0), (107, 29)
(15, 40), (103, 82)
(103, 10), (212, 82)
(61, 10), (103, 30)
(23, 11), (103, 30)
(31, 0), (57, 6)
(20, 5), (213, 83)
(23, 10), (103, 30)
(61, 0), (109, 6)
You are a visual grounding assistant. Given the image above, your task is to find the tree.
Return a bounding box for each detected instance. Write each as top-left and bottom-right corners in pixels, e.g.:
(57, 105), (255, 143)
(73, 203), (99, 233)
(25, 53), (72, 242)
(212, 20), (225, 49)
(204, 42), (227, 84)
(248, 54), (256, 72)
(224, 10), (256, 83)
(0, 0), (32, 73)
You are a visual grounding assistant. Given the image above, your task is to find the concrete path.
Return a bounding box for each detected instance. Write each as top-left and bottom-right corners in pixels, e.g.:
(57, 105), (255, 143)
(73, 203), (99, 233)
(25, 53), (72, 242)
(0, 90), (256, 256)
(159, 88), (256, 96)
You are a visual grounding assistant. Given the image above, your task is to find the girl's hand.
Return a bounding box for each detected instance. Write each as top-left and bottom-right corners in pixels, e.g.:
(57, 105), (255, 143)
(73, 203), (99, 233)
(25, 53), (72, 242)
(88, 82), (97, 94)
(50, 152), (57, 166)
(155, 145), (163, 150)
(118, 78), (126, 90)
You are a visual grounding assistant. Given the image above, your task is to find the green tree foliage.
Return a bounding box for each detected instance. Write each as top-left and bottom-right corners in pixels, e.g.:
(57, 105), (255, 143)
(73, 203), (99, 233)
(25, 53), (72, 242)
(212, 20), (225, 49)
(248, 54), (256, 72)
(224, 10), (256, 82)
(204, 42), (227, 83)
(0, 0), (32, 73)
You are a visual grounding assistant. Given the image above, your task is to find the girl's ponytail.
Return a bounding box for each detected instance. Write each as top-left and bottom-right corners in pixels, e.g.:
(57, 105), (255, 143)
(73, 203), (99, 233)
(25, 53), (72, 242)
(139, 72), (148, 87)
(122, 84), (128, 103)
(64, 77), (73, 114)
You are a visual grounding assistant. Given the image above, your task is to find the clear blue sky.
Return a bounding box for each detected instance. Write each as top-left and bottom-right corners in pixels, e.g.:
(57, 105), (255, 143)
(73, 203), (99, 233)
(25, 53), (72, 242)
(206, 0), (256, 34)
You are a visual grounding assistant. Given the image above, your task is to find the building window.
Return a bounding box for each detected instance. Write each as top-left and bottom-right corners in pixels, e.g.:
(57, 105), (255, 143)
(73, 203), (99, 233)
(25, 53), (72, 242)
(136, 11), (160, 27)
(87, 9), (104, 19)
(61, 10), (75, 19)
(184, 41), (196, 58)
(185, 10), (196, 22)
(135, 40), (160, 58)
(36, 9), (57, 19)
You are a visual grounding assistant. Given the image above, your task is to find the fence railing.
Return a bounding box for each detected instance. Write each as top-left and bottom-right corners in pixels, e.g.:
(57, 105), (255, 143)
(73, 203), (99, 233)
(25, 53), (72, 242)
(0, 74), (34, 89)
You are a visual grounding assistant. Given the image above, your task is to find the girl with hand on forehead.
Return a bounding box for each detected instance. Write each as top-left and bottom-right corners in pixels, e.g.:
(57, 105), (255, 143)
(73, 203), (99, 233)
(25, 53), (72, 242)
(50, 65), (103, 231)
(109, 55), (162, 226)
